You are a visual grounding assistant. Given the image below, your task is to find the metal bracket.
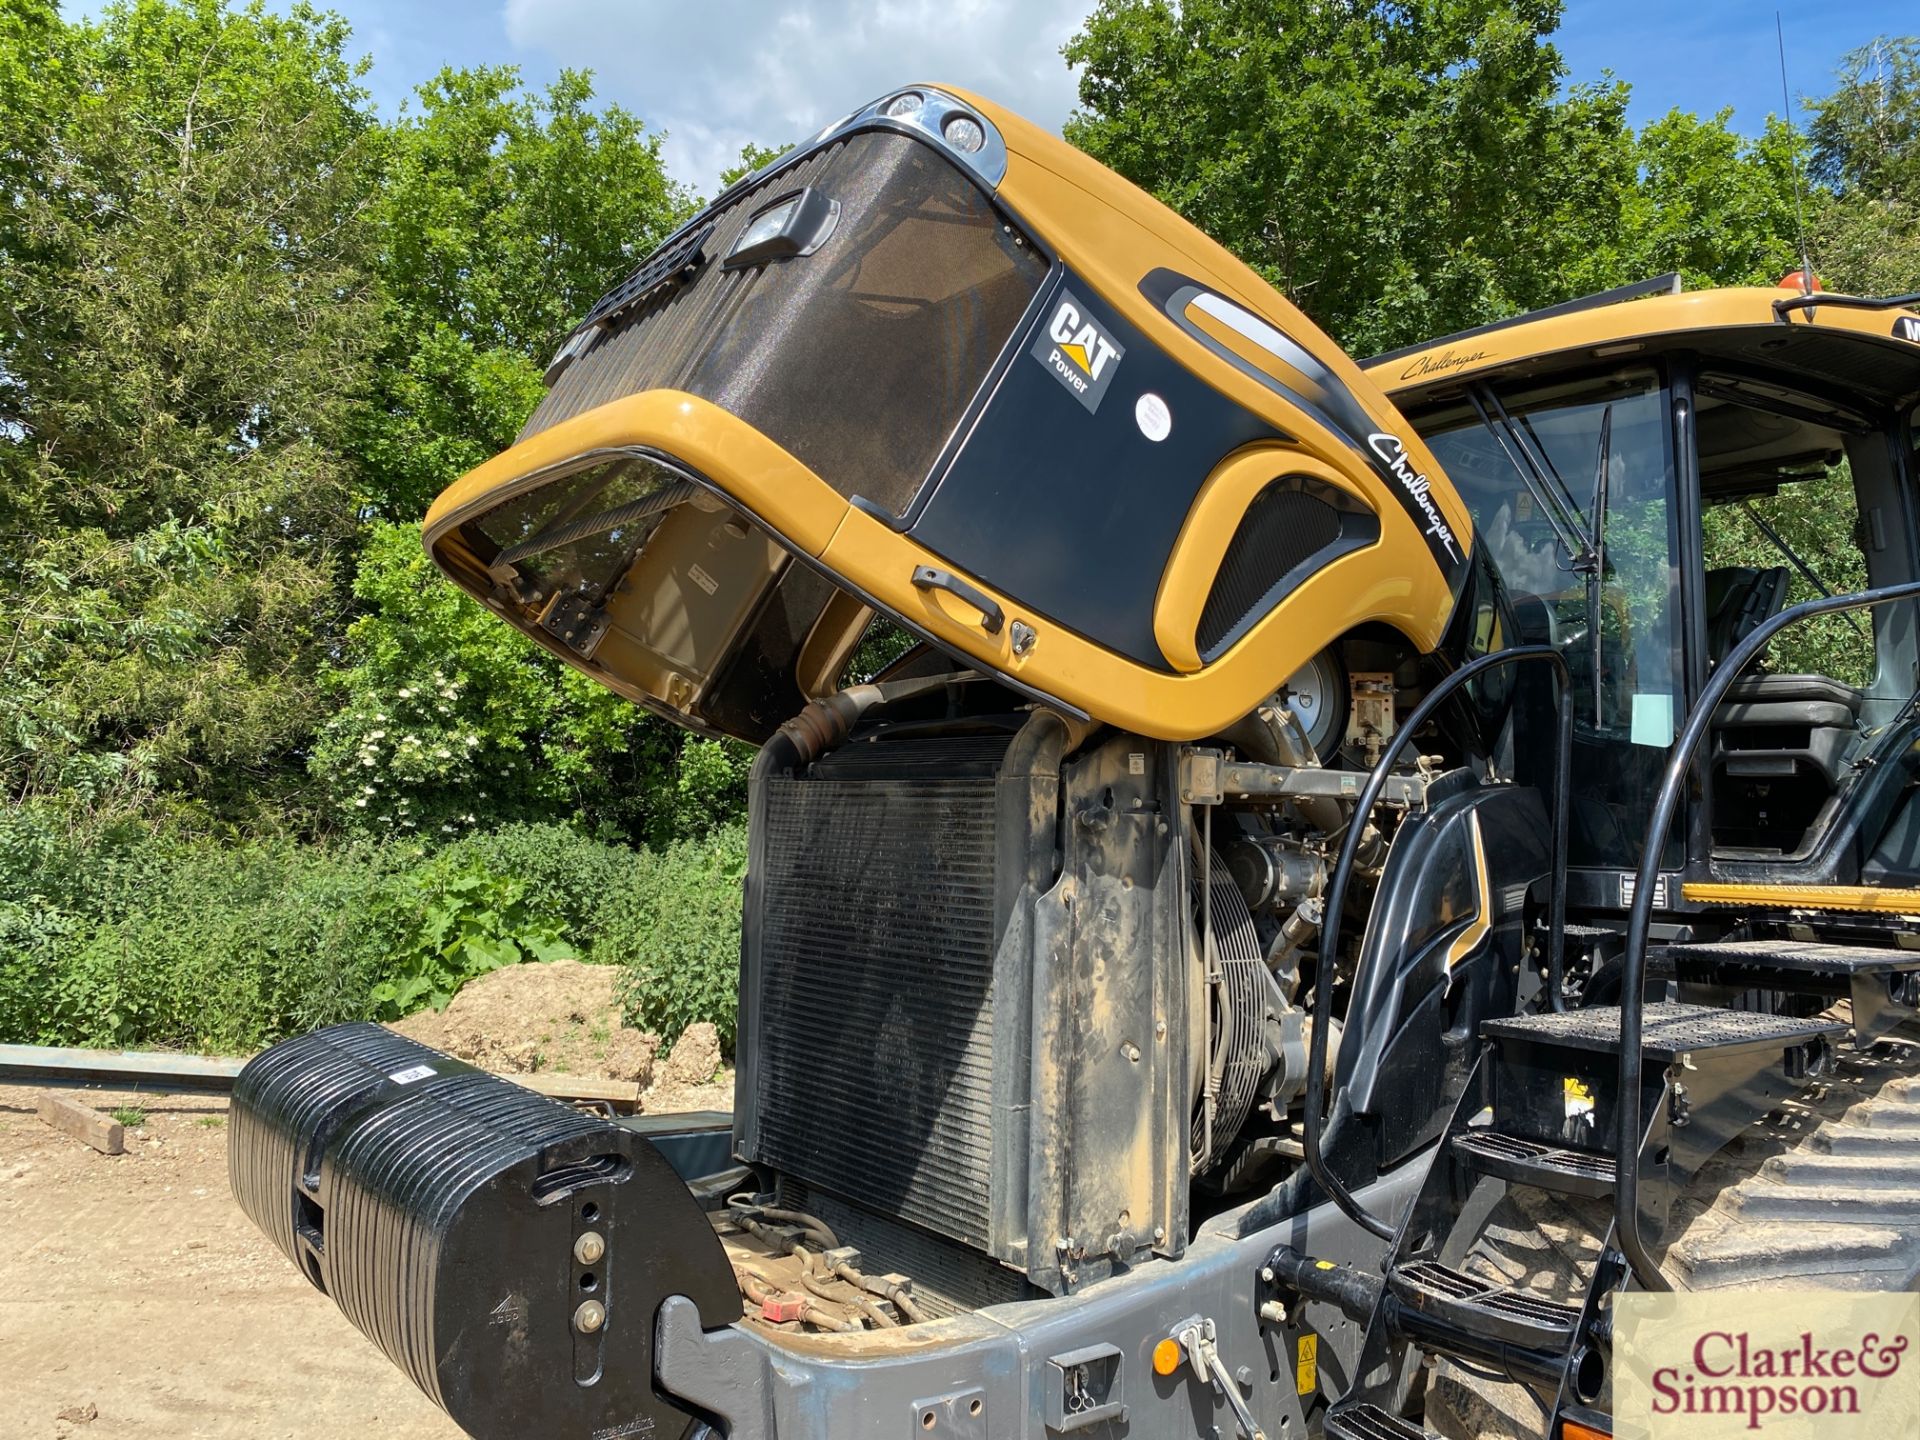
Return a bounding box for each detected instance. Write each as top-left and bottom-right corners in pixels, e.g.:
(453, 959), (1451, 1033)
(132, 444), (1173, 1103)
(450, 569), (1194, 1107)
(1179, 747), (1225, 805)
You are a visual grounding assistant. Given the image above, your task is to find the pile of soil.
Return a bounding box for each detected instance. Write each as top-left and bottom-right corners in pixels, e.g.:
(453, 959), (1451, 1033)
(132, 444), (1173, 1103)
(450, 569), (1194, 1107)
(389, 959), (731, 1113)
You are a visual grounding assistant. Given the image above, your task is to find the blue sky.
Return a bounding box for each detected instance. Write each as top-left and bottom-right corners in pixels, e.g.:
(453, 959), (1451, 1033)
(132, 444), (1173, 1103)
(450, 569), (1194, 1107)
(74, 2), (1920, 190)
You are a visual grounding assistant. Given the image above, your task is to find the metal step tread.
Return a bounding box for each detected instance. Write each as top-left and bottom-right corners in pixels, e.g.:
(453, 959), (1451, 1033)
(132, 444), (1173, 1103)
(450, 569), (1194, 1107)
(1451, 1128), (1616, 1196)
(1663, 938), (1920, 977)
(1480, 1001), (1843, 1060)
(1326, 1402), (1439, 1440)
(1389, 1258), (1582, 1350)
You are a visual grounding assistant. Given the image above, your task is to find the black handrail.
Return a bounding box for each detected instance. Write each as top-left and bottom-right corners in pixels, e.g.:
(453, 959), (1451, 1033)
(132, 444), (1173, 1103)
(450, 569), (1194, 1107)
(1614, 579), (1920, 1290)
(1305, 645), (1575, 1240)
(1771, 290), (1920, 322)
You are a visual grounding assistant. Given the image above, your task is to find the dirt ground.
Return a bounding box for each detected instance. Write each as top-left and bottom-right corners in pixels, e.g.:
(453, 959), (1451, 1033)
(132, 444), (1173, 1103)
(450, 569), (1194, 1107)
(0, 963), (733, 1438)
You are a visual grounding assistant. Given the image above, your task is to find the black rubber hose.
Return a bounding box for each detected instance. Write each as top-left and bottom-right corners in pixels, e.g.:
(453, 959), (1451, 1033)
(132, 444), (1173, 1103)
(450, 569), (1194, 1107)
(1304, 646), (1572, 1243)
(1613, 579), (1920, 1291)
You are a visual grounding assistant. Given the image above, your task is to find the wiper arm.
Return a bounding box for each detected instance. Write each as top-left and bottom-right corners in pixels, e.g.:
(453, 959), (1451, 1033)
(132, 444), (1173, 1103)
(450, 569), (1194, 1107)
(1588, 406), (1613, 726)
(1466, 383), (1596, 572)
(1739, 501), (1869, 637)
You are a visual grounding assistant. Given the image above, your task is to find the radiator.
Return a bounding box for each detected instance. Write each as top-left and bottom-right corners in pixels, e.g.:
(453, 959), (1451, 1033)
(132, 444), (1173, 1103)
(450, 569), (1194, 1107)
(743, 735), (1007, 1250)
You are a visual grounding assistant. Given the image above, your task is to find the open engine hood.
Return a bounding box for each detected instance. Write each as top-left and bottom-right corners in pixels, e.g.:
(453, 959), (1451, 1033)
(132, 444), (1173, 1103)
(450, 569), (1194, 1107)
(425, 87), (1472, 744)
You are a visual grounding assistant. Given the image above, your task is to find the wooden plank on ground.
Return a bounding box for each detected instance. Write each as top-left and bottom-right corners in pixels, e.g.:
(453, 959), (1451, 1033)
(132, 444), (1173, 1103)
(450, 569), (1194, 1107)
(36, 1092), (125, 1155)
(515, 1071), (640, 1110)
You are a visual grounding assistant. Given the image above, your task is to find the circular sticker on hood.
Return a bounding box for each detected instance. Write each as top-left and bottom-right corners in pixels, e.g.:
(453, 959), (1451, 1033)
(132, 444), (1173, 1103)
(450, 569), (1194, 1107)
(1135, 391), (1171, 442)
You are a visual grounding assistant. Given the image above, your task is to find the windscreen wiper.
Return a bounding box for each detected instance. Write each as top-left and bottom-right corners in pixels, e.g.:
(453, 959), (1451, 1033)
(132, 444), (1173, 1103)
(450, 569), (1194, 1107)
(1465, 383), (1597, 574)
(1739, 500), (1868, 636)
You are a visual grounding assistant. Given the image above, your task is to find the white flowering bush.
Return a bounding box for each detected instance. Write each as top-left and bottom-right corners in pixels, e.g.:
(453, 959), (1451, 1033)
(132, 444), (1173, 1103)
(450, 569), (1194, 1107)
(313, 522), (746, 841)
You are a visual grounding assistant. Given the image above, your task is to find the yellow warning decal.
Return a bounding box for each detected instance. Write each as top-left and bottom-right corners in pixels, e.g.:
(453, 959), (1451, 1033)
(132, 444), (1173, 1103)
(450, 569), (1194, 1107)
(1563, 1076), (1595, 1121)
(1296, 1333), (1318, 1395)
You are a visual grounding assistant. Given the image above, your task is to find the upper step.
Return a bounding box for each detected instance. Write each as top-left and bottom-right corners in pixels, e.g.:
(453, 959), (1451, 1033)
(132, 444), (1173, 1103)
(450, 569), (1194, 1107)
(1663, 938), (1920, 982)
(1451, 1128), (1616, 1196)
(1481, 1001), (1843, 1061)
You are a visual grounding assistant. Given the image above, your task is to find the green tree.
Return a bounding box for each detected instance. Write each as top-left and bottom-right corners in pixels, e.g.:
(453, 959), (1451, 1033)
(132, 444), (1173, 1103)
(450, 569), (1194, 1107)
(0, 0), (381, 833)
(1810, 36), (1920, 206)
(1064, 0), (1640, 352)
(352, 66), (694, 521)
(323, 64), (742, 846)
(1062, 1), (1808, 352)
(1808, 36), (1920, 296)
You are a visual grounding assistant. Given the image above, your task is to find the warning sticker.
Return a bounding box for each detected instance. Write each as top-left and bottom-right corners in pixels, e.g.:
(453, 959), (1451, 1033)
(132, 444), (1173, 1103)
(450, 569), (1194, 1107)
(1296, 1333), (1319, 1395)
(1564, 1076), (1596, 1121)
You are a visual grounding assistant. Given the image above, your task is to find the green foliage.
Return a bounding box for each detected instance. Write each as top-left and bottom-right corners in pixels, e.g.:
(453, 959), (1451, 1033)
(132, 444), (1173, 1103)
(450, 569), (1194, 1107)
(311, 520), (748, 843)
(1702, 471), (1876, 687)
(111, 1107), (146, 1129)
(1811, 37), (1920, 205)
(0, 811), (746, 1052)
(354, 66), (694, 520)
(1063, 1), (1805, 352)
(0, 0), (382, 835)
(718, 141), (790, 189)
(365, 856), (571, 1018)
(601, 825), (747, 1052)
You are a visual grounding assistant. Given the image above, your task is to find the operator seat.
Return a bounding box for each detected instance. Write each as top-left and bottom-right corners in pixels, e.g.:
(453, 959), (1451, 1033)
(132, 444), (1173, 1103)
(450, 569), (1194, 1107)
(1704, 565), (1791, 663)
(1704, 565), (1865, 851)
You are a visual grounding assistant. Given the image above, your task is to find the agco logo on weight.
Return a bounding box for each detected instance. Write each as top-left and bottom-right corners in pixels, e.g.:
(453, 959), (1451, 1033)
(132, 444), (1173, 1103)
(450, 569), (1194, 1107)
(1031, 290), (1125, 413)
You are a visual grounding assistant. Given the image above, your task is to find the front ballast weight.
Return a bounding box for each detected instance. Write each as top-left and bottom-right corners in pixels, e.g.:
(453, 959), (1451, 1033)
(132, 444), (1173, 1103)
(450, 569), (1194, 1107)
(229, 1024), (738, 1440)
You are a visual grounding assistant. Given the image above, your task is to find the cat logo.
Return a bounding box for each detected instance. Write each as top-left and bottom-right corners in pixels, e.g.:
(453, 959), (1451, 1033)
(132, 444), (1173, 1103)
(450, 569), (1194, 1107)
(1896, 315), (1920, 344)
(1030, 288), (1126, 413)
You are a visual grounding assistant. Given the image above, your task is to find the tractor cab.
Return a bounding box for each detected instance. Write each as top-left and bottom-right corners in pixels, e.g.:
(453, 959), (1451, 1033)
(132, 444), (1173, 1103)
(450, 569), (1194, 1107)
(1371, 279), (1920, 912)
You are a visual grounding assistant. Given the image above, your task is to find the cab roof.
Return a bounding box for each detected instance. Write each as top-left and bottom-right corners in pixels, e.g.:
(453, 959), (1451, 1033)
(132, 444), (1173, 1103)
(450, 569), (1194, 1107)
(1366, 282), (1920, 416)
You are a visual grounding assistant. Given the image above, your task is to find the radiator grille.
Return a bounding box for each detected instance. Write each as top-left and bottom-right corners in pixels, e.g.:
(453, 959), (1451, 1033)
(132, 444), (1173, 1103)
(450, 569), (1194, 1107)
(750, 754), (1003, 1248)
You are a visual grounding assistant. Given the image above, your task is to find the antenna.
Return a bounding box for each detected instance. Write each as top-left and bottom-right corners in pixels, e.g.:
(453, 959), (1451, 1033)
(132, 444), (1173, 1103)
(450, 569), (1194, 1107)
(1776, 12), (1816, 295)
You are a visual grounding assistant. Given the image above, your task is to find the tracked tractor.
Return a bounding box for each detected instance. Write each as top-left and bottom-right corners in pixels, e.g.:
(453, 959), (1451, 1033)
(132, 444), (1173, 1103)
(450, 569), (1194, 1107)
(225, 85), (1920, 1440)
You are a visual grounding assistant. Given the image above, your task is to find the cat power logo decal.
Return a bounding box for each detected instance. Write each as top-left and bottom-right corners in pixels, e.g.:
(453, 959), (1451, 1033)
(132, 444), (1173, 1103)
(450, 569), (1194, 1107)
(1896, 315), (1920, 343)
(1031, 290), (1125, 413)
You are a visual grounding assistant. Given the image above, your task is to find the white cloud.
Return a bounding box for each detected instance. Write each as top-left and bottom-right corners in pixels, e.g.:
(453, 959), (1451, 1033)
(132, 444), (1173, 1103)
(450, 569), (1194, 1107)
(501, 0), (1093, 191)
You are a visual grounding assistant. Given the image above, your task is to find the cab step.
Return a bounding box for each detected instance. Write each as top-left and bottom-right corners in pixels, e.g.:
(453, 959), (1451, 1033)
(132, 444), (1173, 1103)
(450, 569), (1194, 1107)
(1479, 1000), (1843, 1060)
(1388, 1258), (1582, 1350)
(1325, 1402), (1439, 1440)
(1450, 1128), (1616, 1196)
(1660, 939), (1920, 1043)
